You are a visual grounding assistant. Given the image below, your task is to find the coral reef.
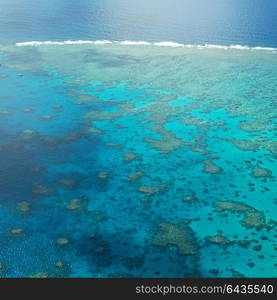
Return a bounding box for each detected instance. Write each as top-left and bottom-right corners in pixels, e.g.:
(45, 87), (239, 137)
(17, 201), (30, 213)
(0, 110), (11, 116)
(239, 120), (268, 132)
(58, 174), (83, 189)
(65, 198), (82, 210)
(84, 110), (121, 122)
(181, 117), (208, 127)
(41, 115), (56, 120)
(10, 228), (24, 235)
(242, 211), (265, 229)
(56, 237), (69, 246)
(215, 200), (266, 229)
(55, 261), (65, 269)
(106, 142), (121, 147)
(182, 195), (198, 203)
(19, 129), (38, 142)
(127, 172), (143, 181)
(205, 235), (231, 246)
(192, 147), (208, 154)
(61, 131), (85, 142)
(237, 240), (250, 248)
(138, 183), (168, 195)
(152, 222), (198, 255)
(123, 153), (138, 162)
(202, 160), (222, 174)
(145, 136), (184, 154)
(1, 42), (276, 278)
(30, 272), (48, 278)
(31, 183), (55, 196)
(86, 127), (103, 134)
(228, 137), (277, 156)
(22, 108), (33, 113)
(252, 165), (272, 178)
(138, 186), (159, 195)
(227, 139), (260, 151)
(215, 201), (252, 213)
(97, 172), (109, 179)
(260, 139), (277, 155)
(145, 124), (186, 154)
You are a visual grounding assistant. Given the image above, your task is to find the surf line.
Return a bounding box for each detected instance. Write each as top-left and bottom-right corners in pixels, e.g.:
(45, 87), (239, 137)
(15, 40), (277, 51)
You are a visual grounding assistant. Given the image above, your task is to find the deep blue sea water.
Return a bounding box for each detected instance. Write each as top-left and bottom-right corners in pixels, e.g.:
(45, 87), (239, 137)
(0, 0), (276, 278)
(0, 0), (277, 47)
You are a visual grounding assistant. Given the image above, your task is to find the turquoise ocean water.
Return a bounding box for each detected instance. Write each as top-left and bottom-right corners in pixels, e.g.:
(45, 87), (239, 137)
(0, 0), (276, 278)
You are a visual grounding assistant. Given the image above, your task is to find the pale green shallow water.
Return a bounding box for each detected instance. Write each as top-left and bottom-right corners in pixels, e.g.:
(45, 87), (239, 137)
(0, 43), (276, 277)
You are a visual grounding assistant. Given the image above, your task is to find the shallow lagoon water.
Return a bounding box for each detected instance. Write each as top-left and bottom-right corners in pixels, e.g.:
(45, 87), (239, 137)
(0, 43), (276, 277)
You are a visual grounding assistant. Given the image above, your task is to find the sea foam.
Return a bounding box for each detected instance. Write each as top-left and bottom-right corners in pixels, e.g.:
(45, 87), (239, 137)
(15, 40), (277, 51)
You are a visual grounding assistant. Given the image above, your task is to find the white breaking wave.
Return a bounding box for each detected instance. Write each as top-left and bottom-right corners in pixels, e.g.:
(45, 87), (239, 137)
(15, 40), (277, 51)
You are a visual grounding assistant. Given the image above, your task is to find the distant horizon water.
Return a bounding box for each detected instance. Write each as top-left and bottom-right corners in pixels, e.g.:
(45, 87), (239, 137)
(0, 0), (277, 47)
